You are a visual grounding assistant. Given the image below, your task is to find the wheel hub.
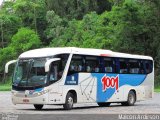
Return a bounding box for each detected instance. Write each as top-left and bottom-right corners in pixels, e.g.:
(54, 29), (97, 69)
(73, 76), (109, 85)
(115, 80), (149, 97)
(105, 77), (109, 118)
(129, 94), (134, 104)
(68, 97), (73, 107)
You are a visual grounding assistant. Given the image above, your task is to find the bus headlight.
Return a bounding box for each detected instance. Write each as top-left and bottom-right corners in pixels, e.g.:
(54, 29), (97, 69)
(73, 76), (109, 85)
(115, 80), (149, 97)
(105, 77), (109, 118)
(37, 89), (49, 96)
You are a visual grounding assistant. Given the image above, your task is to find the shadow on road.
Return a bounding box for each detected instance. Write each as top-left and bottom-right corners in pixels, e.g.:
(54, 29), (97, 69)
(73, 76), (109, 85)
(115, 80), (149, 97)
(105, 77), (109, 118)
(16, 103), (139, 111)
(17, 105), (99, 111)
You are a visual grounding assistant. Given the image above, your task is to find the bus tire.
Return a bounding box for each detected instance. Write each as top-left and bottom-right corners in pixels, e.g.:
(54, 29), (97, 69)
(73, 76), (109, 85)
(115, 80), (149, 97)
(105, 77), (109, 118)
(97, 102), (110, 107)
(122, 91), (136, 106)
(63, 92), (74, 110)
(34, 104), (43, 110)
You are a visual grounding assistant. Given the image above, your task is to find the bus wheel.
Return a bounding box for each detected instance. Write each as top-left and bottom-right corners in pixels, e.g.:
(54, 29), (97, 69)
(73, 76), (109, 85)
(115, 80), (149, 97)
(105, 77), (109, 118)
(34, 104), (43, 110)
(63, 92), (74, 110)
(122, 91), (136, 106)
(97, 102), (110, 107)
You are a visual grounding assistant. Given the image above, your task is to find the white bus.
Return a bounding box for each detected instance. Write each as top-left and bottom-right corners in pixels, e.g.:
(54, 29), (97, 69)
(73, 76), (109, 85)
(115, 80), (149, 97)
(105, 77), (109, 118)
(5, 47), (154, 110)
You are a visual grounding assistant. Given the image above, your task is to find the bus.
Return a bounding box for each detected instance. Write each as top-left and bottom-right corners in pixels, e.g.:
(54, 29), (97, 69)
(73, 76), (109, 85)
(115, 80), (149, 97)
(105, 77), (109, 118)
(5, 47), (154, 110)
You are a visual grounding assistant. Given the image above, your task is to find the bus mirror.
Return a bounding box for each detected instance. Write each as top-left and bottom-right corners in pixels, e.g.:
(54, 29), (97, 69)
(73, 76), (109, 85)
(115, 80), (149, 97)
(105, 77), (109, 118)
(45, 58), (61, 72)
(5, 60), (17, 73)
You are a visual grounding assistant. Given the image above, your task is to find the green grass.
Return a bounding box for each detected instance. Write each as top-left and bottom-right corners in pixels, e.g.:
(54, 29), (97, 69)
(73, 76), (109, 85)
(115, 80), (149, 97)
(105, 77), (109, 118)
(0, 84), (11, 91)
(155, 86), (160, 92)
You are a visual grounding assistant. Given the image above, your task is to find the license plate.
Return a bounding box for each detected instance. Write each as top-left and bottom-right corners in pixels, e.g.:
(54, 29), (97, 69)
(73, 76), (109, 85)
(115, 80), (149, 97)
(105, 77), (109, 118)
(23, 99), (29, 103)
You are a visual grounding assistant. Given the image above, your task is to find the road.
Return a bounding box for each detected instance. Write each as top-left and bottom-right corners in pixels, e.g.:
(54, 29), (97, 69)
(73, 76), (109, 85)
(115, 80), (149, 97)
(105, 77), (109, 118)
(0, 92), (160, 120)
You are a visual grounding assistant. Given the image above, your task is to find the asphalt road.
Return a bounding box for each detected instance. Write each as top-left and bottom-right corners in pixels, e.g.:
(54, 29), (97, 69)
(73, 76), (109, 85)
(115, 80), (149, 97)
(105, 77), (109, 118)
(0, 92), (160, 120)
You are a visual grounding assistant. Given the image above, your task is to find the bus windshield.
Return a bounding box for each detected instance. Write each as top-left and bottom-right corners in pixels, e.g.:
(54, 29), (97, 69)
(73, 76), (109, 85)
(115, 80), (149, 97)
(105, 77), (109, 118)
(13, 54), (69, 88)
(13, 58), (47, 87)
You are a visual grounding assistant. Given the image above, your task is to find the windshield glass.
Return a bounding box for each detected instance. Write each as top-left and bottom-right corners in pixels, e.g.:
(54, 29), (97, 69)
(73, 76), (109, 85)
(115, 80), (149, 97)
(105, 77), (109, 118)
(13, 54), (69, 88)
(13, 58), (47, 87)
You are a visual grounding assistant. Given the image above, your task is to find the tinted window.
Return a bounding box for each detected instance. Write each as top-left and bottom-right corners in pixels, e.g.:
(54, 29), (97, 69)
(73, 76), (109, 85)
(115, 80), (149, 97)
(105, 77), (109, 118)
(144, 60), (153, 74)
(49, 54), (69, 84)
(138, 60), (145, 74)
(128, 59), (140, 74)
(85, 56), (100, 73)
(68, 55), (84, 75)
(119, 59), (128, 74)
(50, 61), (61, 82)
(103, 57), (115, 73)
(55, 54), (69, 71)
(68, 55), (153, 75)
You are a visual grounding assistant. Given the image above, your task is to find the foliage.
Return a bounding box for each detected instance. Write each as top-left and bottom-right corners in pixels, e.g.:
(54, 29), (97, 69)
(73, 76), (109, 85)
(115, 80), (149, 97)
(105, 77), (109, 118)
(13, 0), (47, 44)
(0, 27), (40, 75)
(46, 0), (112, 19)
(0, 14), (21, 44)
(49, 12), (112, 49)
(11, 27), (41, 53)
(0, 1), (22, 47)
(45, 10), (66, 44)
(0, 47), (16, 72)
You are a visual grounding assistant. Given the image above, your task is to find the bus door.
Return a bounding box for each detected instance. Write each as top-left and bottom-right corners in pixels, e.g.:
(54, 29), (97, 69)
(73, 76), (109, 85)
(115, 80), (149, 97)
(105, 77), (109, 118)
(48, 61), (62, 103)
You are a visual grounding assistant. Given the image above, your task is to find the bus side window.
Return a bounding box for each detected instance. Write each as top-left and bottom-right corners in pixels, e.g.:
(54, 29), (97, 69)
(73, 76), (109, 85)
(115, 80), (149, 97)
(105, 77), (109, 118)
(103, 57), (114, 73)
(49, 61), (62, 82)
(86, 65), (91, 72)
(69, 61), (76, 71)
(85, 56), (100, 73)
(68, 55), (84, 75)
(139, 60), (145, 74)
(50, 63), (58, 81)
(144, 60), (153, 74)
(128, 59), (140, 74)
(119, 59), (128, 74)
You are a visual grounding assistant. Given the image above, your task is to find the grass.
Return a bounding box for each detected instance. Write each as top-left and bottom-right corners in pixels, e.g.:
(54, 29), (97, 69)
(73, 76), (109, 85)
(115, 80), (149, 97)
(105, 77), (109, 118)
(155, 86), (160, 92)
(0, 84), (11, 91)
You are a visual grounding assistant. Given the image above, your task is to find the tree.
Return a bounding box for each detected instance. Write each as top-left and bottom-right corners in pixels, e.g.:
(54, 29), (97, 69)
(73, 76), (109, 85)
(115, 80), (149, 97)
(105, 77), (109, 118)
(13, 0), (47, 43)
(45, 11), (66, 45)
(46, 0), (112, 19)
(0, 47), (16, 72)
(0, 14), (21, 47)
(101, 0), (151, 54)
(49, 12), (112, 49)
(0, 1), (22, 48)
(11, 27), (41, 53)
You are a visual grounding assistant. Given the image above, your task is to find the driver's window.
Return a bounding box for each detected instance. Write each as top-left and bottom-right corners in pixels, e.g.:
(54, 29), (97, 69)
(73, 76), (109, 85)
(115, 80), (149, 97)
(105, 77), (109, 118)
(49, 61), (63, 83)
(49, 54), (69, 84)
(50, 61), (59, 82)
(50, 65), (58, 81)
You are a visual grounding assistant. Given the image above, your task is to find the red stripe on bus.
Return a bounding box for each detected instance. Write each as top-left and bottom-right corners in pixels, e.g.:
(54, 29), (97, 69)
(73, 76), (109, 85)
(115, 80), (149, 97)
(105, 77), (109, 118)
(100, 54), (110, 56)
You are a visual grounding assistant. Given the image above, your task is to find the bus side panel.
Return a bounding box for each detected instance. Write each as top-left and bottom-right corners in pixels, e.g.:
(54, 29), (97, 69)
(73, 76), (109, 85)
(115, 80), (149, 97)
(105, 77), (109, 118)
(140, 73), (154, 99)
(47, 82), (65, 104)
(78, 73), (97, 103)
(63, 73), (97, 103)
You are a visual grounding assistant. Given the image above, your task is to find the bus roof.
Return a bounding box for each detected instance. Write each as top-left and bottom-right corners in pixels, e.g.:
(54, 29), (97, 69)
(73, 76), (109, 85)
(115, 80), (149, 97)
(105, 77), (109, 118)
(19, 47), (153, 60)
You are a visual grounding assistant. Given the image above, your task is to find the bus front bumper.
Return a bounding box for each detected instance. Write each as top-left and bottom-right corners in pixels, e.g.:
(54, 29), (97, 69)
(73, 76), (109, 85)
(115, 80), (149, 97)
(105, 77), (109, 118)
(11, 90), (49, 105)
